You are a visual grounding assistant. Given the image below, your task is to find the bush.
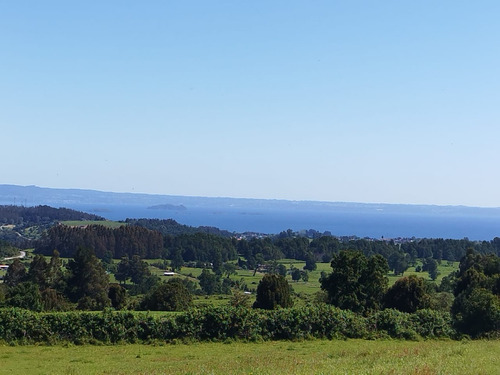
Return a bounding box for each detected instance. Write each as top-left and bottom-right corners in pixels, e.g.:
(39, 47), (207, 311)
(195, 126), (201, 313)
(452, 288), (500, 337)
(370, 309), (418, 340)
(141, 279), (192, 311)
(412, 309), (455, 338)
(0, 305), (458, 345)
(383, 275), (431, 313)
(253, 274), (293, 310)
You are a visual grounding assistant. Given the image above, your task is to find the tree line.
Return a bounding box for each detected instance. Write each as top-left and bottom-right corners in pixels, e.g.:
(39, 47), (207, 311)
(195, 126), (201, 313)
(0, 205), (104, 226)
(126, 218), (233, 237)
(35, 225), (164, 259)
(34, 223), (500, 277)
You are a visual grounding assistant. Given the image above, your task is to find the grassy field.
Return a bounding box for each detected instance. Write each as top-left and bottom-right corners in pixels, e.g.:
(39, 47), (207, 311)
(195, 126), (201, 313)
(172, 259), (458, 298)
(0, 339), (498, 374)
(128, 257), (459, 309)
(59, 220), (126, 229)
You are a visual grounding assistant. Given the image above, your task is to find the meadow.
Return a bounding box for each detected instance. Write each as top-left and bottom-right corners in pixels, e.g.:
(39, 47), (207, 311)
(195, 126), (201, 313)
(170, 258), (459, 306)
(1, 339), (498, 374)
(60, 220), (127, 229)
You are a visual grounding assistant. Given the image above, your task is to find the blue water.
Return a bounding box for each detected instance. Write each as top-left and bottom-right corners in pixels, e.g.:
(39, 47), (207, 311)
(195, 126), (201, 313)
(67, 203), (500, 240)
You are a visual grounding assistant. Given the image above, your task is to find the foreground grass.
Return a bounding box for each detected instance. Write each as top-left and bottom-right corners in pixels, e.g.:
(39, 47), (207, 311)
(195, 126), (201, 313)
(1, 339), (498, 375)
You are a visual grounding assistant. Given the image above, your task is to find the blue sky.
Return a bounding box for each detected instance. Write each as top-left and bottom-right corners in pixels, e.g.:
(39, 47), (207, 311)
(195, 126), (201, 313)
(2, 1), (500, 207)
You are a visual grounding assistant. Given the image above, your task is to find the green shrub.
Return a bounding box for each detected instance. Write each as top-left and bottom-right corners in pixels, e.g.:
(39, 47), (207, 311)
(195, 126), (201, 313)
(412, 309), (456, 338)
(0, 305), (458, 345)
(370, 309), (418, 340)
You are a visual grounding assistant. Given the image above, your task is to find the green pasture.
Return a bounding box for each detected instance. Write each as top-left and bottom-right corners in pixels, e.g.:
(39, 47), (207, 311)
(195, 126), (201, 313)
(60, 220), (126, 228)
(5, 250), (458, 301)
(119, 258), (459, 306)
(0, 339), (498, 375)
(387, 260), (458, 286)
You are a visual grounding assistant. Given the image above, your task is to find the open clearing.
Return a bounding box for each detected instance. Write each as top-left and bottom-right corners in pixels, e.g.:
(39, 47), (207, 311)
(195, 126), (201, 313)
(59, 220), (126, 229)
(0, 339), (498, 374)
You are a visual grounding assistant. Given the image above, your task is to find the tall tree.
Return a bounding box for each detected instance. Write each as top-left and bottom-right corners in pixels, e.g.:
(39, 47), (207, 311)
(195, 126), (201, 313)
(304, 253), (317, 271)
(291, 268), (301, 282)
(222, 262), (237, 278)
(320, 250), (388, 314)
(383, 275), (432, 313)
(198, 268), (220, 295)
(451, 249), (500, 336)
(66, 247), (110, 310)
(170, 248), (184, 272)
(253, 274), (293, 310)
(388, 251), (409, 276)
(423, 257), (440, 280)
(141, 279), (192, 311)
(45, 250), (66, 292)
(4, 259), (26, 287)
(27, 254), (48, 289)
(108, 283), (127, 310)
(115, 256), (130, 284)
(129, 255), (151, 285)
(211, 248), (223, 276)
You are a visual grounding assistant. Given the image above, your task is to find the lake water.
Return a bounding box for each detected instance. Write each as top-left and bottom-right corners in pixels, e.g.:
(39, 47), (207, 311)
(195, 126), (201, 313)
(67, 203), (500, 240)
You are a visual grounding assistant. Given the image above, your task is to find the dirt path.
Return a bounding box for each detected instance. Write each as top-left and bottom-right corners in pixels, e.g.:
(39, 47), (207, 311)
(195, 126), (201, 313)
(3, 251), (26, 261)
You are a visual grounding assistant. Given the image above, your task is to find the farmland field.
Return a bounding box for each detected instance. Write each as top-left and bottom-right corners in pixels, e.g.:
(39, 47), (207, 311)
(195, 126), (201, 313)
(59, 220), (126, 228)
(0, 339), (498, 374)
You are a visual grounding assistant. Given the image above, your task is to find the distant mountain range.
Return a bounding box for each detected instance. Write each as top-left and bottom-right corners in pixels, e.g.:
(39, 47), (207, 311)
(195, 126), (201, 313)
(1, 184), (499, 216)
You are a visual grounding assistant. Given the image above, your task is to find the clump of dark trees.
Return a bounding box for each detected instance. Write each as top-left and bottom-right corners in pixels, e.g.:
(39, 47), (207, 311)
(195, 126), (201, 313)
(0, 240), (19, 259)
(36, 224), (165, 259)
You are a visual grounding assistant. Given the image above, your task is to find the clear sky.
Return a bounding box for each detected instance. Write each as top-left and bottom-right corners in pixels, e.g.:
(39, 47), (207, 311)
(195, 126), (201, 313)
(2, 1), (500, 207)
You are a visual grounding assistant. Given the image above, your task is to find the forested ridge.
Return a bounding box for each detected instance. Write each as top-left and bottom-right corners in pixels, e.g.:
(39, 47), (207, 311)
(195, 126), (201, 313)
(35, 225), (164, 259)
(0, 205), (106, 247)
(126, 218), (233, 237)
(0, 205), (104, 225)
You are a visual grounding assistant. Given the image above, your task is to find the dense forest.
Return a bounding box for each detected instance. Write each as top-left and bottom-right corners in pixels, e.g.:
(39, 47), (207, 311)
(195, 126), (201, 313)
(125, 218), (233, 237)
(35, 225), (164, 259)
(0, 205), (104, 225)
(0, 205), (105, 247)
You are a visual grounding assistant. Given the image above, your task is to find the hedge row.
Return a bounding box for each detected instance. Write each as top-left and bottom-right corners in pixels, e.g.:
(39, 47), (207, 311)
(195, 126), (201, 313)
(0, 305), (456, 345)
